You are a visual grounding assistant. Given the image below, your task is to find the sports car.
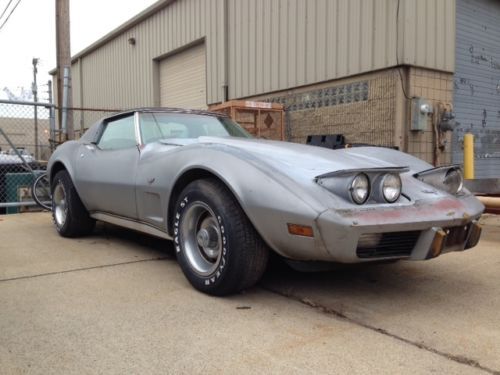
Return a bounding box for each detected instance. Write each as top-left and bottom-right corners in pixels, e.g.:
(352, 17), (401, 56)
(47, 108), (484, 295)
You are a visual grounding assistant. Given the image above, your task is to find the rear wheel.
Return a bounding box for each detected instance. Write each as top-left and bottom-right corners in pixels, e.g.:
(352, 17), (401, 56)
(174, 178), (269, 296)
(51, 170), (95, 237)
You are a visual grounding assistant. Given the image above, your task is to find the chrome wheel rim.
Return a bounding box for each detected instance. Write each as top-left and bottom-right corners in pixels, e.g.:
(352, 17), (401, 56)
(181, 201), (222, 276)
(53, 182), (67, 227)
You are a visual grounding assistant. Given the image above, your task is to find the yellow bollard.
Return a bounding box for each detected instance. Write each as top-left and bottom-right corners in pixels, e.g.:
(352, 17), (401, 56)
(463, 133), (474, 179)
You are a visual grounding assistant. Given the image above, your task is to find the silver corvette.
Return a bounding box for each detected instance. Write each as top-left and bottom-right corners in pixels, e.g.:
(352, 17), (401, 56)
(47, 108), (484, 295)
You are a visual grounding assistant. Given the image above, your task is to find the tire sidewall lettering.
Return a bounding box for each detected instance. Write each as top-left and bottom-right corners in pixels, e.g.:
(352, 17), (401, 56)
(175, 193), (228, 286)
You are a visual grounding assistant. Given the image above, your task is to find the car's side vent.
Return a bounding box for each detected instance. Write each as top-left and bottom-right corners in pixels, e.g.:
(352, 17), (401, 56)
(356, 231), (421, 259)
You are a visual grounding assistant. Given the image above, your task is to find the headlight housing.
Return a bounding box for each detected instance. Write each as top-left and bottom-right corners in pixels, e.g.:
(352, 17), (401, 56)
(316, 168), (407, 205)
(381, 173), (401, 203)
(350, 173), (370, 204)
(444, 168), (464, 194)
(415, 166), (464, 195)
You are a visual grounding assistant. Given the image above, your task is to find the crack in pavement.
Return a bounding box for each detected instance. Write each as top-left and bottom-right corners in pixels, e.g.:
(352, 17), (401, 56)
(2, 257), (497, 374)
(0, 257), (171, 283)
(262, 285), (500, 375)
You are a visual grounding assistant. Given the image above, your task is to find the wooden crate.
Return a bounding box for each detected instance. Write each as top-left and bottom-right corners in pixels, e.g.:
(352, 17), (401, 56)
(209, 100), (285, 140)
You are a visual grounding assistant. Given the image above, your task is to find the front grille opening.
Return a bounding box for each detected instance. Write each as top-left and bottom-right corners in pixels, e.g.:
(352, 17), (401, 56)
(356, 231), (421, 259)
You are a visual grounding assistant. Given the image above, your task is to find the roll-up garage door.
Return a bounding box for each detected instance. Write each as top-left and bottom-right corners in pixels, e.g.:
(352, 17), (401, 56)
(159, 43), (207, 109)
(453, 0), (500, 179)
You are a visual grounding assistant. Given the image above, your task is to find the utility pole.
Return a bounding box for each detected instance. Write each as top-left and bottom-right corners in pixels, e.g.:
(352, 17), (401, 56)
(32, 58), (39, 159)
(55, 0), (73, 141)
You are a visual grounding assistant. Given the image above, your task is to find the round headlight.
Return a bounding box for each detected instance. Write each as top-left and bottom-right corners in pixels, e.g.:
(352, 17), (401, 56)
(350, 173), (370, 204)
(444, 168), (463, 194)
(382, 173), (402, 203)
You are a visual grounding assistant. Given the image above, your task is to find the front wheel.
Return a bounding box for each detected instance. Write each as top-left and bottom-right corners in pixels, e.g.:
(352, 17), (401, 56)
(51, 170), (95, 237)
(174, 178), (269, 296)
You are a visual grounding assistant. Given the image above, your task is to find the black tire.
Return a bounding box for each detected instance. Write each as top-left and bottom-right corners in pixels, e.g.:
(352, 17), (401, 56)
(174, 178), (269, 296)
(51, 170), (95, 237)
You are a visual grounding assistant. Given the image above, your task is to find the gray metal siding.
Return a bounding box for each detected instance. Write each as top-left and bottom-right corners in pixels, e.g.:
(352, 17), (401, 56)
(227, 0), (455, 99)
(69, 0), (457, 109)
(227, 0), (399, 99)
(453, 0), (500, 178)
(73, 0), (225, 110)
(398, 0), (455, 71)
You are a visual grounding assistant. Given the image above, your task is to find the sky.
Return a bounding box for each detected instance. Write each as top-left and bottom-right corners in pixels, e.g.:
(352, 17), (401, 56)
(0, 0), (157, 101)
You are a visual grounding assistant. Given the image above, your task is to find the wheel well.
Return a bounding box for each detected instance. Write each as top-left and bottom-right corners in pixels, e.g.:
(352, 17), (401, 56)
(49, 162), (67, 185)
(167, 169), (228, 234)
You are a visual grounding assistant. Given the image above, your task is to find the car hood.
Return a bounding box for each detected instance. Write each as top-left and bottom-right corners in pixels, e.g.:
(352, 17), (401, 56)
(190, 137), (431, 179)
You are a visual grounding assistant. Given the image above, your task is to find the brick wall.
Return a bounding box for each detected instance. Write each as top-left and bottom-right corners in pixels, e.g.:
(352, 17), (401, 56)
(246, 66), (455, 166)
(249, 69), (400, 148)
(407, 67), (454, 165)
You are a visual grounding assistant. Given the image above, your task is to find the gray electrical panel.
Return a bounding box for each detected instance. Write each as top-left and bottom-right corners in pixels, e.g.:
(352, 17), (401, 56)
(411, 98), (433, 131)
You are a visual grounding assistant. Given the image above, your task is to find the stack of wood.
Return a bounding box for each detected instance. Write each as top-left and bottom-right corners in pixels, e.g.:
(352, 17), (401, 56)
(209, 100), (285, 141)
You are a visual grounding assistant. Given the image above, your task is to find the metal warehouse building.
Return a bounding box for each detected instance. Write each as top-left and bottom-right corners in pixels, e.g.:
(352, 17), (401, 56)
(54, 0), (500, 180)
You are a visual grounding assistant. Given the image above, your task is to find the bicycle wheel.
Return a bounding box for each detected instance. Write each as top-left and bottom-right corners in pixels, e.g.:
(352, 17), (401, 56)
(32, 173), (52, 211)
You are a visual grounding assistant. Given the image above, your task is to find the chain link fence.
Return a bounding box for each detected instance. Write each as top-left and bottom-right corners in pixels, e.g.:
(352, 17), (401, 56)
(0, 99), (120, 214)
(71, 108), (122, 139)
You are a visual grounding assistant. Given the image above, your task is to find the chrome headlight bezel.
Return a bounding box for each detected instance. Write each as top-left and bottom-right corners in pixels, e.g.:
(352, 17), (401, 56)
(380, 173), (402, 203)
(415, 165), (464, 195)
(444, 168), (464, 194)
(315, 167), (408, 205)
(349, 173), (370, 205)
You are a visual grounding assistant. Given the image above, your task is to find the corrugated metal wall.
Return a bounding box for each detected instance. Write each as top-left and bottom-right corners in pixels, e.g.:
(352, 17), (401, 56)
(398, 0), (455, 72)
(453, 0), (500, 179)
(71, 0), (456, 109)
(227, 0), (455, 99)
(73, 0), (225, 110)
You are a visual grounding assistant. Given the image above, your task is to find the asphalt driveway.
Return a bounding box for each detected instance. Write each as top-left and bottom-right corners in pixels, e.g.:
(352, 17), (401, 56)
(1, 213), (499, 374)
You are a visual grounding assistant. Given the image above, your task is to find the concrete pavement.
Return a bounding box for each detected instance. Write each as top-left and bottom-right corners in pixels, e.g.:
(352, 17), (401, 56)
(262, 214), (500, 373)
(1, 212), (499, 374)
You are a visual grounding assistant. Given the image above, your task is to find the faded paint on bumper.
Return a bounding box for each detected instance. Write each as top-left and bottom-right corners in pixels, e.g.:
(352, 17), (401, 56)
(308, 195), (485, 263)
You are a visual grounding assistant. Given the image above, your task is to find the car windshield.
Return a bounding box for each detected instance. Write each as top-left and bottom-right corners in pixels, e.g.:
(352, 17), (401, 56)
(140, 112), (251, 144)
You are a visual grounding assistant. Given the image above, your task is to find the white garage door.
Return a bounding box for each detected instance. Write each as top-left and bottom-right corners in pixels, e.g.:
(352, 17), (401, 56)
(159, 43), (207, 109)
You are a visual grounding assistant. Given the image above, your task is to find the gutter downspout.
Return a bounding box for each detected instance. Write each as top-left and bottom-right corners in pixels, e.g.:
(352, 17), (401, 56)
(222, 0), (229, 102)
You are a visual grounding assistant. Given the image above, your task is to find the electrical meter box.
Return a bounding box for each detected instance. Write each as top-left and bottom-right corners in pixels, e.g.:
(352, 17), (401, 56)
(411, 97), (433, 131)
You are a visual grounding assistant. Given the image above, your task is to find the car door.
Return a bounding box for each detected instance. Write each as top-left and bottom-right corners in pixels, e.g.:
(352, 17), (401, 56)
(75, 113), (139, 219)
(134, 112), (182, 229)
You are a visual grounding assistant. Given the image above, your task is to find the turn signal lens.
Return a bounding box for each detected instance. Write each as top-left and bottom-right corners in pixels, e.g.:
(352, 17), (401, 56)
(287, 223), (314, 237)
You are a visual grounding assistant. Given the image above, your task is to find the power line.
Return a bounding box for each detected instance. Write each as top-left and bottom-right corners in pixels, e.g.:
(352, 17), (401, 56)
(0, 0), (14, 22)
(0, 0), (22, 32)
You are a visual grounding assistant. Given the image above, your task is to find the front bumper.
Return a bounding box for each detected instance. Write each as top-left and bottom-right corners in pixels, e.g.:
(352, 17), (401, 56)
(311, 195), (484, 263)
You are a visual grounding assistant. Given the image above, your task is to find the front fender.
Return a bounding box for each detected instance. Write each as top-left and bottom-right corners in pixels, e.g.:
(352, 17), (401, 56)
(47, 141), (83, 197)
(137, 143), (332, 260)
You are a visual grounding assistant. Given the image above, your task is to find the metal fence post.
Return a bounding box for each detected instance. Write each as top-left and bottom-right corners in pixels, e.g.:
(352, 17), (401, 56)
(61, 67), (74, 140)
(47, 80), (56, 152)
(32, 58), (39, 159)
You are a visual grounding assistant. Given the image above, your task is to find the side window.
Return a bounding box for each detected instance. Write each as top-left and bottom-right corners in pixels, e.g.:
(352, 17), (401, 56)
(140, 113), (190, 144)
(140, 113), (164, 144)
(98, 115), (137, 150)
